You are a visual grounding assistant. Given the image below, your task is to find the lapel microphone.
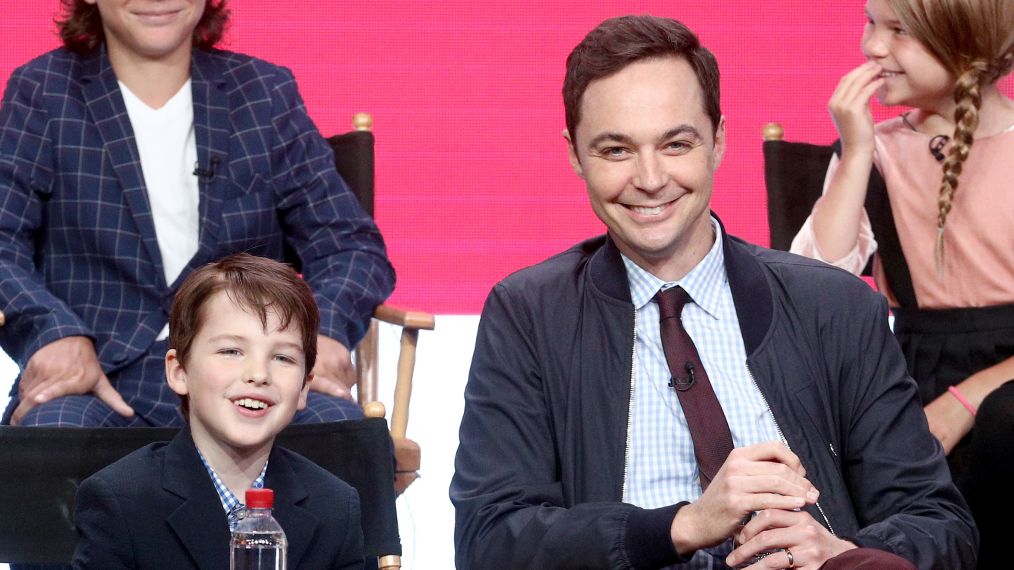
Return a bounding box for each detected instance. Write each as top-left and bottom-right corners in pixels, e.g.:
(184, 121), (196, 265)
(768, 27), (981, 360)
(929, 135), (950, 162)
(669, 361), (696, 392)
(193, 156), (221, 180)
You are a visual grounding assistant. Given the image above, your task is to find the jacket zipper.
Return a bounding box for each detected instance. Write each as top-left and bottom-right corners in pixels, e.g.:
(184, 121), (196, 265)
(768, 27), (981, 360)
(745, 363), (837, 536)
(622, 312), (832, 531)
(621, 308), (637, 501)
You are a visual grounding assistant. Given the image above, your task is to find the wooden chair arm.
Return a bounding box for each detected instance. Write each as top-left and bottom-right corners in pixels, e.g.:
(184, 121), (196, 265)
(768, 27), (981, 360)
(359, 304), (434, 439)
(354, 303), (434, 496)
(373, 304), (435, 331)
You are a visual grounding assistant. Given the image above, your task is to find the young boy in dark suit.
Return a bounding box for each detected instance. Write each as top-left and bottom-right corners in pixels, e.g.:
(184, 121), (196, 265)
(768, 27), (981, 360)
(71, 253), (364, 569)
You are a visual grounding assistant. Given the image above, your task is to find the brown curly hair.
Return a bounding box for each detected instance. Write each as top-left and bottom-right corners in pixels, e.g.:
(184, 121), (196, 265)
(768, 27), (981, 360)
(56, 0), (230, 55)
(889, 0), (1014, 267)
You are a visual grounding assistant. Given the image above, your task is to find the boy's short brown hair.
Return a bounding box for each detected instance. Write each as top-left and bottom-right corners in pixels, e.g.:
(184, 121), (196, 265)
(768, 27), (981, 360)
(169, 253), (319, 416)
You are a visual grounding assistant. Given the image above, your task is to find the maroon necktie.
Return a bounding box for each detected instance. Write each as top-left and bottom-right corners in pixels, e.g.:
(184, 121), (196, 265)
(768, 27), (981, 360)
(656, 286), (735, 491)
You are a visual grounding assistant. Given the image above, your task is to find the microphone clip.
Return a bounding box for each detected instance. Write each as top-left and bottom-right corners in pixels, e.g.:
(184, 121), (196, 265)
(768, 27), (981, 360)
(929, 135), (950, 163)
(193, 156), (221, 180)
(668, 361), (696, 392)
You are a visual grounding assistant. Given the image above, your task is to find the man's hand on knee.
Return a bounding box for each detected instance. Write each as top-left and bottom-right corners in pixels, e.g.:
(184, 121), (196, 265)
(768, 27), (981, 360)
(11, 336), (134, 425)
(309, 335), (356, 401)
(669, 442), (820, 555)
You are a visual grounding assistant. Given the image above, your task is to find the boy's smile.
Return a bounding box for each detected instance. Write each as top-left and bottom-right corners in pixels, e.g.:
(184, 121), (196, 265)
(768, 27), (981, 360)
(232, 396), (273, 414)
(85, 0), (206, 65)
(166, 290), (311, 465)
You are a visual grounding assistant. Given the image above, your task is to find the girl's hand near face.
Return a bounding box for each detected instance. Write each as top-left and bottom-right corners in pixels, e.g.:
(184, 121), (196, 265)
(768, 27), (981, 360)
(828, 61), (884, 160)
(799, 61), (885, 265)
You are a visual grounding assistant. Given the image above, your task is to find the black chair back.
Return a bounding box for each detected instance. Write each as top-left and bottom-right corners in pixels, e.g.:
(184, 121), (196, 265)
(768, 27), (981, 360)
(0, 419), (401, 564)
(283, 128), (376, 275)
(328, 129), (376, 217)
(763, 138), (833, 252)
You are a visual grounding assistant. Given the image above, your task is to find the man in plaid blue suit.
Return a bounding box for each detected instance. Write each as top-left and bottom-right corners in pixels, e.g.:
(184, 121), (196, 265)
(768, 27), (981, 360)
(0, 0), (395, 428)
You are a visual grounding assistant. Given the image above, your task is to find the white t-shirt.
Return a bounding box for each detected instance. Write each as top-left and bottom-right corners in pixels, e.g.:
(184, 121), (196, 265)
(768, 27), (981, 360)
(120, 80), (200, 340)
(120, 79), (200, 288)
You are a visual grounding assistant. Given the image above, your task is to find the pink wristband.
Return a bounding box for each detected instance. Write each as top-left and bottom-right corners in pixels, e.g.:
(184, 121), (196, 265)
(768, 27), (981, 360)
(947, 385), (977, 417)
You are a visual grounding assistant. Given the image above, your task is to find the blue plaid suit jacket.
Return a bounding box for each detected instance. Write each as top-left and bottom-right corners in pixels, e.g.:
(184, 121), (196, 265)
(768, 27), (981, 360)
(0, 47), (395, 386)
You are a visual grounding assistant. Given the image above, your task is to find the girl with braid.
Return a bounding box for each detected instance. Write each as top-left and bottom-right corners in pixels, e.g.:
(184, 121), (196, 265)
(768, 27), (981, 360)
(792, 0), (1013, 565)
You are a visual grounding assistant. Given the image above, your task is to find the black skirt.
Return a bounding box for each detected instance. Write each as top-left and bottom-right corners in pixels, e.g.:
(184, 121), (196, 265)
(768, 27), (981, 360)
(893, 302), (1014, 403)
(892, 302), (1014, 481)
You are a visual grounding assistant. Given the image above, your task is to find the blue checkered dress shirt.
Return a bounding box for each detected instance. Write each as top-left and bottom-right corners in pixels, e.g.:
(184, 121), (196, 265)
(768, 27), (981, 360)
(622, 218), (782, 569)
(197, 450), (268, 530)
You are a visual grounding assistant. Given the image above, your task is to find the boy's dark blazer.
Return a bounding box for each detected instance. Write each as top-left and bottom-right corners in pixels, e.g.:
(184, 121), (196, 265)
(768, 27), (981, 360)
(71, 427), (364, 569)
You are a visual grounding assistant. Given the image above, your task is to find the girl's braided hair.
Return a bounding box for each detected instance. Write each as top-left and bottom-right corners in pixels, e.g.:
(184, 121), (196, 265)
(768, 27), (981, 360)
(889, 0), (1014, 268)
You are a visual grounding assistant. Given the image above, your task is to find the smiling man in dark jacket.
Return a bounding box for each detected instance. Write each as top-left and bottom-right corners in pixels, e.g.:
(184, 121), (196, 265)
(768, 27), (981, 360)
(450, 15), (976, 570)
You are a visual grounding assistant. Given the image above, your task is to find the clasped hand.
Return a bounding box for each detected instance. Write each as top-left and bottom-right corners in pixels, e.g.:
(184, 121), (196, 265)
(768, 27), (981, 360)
(669, 442), (855, 568)
(727, 508), (855, 569)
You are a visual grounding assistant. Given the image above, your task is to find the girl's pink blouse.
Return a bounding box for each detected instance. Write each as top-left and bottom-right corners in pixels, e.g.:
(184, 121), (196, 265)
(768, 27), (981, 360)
(791, 116), (1014, 309)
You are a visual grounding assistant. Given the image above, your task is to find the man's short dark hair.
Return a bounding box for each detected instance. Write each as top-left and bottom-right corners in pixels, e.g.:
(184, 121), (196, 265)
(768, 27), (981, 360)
(564, 15), (721, 141)
(56, 0), (230, 55)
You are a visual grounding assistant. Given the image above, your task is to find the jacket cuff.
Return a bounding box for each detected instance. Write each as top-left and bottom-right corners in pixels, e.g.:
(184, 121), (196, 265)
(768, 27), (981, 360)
(624, 502), (693, 569)
(19, 321), (92, 369)
(315, 302), (360, 350)
(844, 533), (887, 551)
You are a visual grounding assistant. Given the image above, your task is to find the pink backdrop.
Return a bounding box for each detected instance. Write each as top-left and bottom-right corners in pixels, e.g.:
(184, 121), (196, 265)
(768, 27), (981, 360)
(3, 2), (1012, 313)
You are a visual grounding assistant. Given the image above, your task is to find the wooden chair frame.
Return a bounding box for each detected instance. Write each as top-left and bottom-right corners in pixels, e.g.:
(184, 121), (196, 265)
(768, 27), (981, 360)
(334, 113), (435, 498)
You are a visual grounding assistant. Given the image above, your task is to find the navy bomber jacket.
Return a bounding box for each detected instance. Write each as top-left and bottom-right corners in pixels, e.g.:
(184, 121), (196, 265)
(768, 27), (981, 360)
(451, 219), (976, 569)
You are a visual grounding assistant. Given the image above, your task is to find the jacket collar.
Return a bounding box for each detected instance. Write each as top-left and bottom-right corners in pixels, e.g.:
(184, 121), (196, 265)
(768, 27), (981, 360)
(263, 445), (319, 568)
(163, 427), (232, 569)
(81, 45), (165, 284)
(162, 428), (320, 569)
(184, 49), (231, 283)
(588, 213), (773, 355)
(79, 47), (232, 290)
(719, 218), (774, 356)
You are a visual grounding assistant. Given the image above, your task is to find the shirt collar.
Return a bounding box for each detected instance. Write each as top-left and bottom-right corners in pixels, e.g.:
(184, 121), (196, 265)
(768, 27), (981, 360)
(622, 216), (727, 319)
(197, 448), (269, 517)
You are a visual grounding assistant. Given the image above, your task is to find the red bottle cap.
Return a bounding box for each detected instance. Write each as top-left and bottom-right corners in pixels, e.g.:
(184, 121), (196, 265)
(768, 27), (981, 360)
(245, 488), (274, 509)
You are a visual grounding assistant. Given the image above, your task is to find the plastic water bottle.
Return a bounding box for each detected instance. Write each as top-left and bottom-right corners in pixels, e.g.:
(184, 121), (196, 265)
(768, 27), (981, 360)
(230, 488), (287, 570)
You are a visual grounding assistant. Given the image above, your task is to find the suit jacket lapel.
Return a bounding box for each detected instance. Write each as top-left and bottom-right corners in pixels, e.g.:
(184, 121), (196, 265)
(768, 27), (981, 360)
(265, 448), (319, 568)
(164, 429), (232, 570)
(183, 50), (231, 285)
(81, 46), (166, 286)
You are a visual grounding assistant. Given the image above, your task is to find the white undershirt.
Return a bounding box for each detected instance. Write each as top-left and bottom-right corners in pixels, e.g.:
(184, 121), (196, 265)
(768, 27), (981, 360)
(120, 80), (200, 341)
(120, 79), (200, 289)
